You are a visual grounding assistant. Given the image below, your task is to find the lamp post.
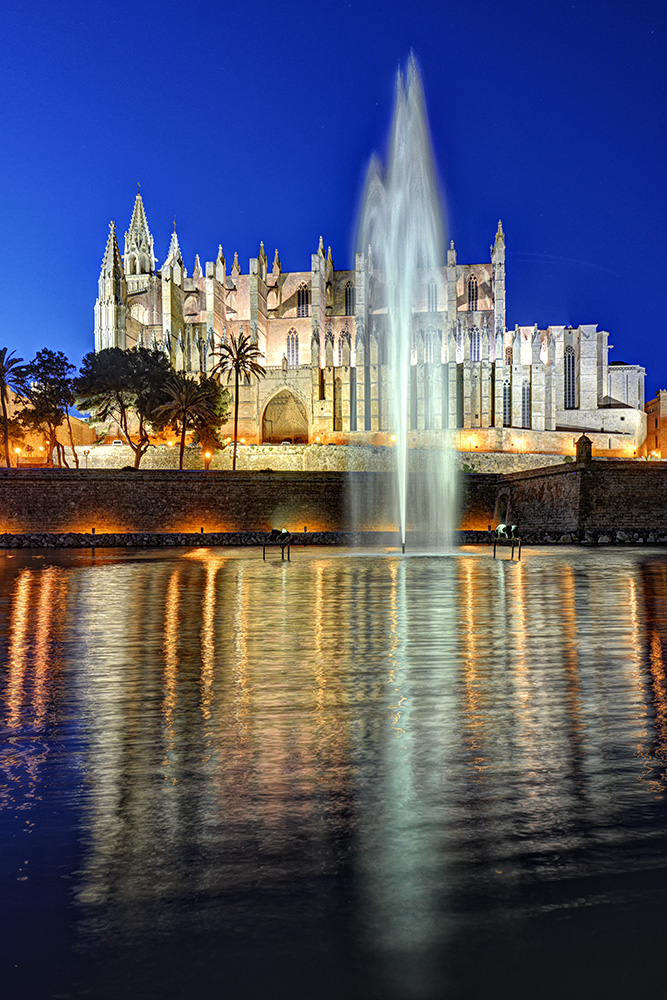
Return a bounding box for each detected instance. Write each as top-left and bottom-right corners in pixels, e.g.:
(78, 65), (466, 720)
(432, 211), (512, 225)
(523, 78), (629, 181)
(204, 451), (212, 471)
(83, 449), (90, 470)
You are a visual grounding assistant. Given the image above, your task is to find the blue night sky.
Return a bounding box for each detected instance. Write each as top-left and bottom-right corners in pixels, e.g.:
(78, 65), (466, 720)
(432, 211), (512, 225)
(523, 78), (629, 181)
(1, 0), (665, 394)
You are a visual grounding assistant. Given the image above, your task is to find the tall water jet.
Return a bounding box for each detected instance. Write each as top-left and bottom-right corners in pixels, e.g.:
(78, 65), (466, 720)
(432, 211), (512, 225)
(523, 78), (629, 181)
(357, 56), (457, 549)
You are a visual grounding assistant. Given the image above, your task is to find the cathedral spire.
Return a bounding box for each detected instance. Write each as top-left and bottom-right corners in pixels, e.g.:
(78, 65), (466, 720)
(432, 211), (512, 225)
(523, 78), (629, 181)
(101, 221), (124, 279)
(124, 189), (155, 275)
(494, 219), (505, 247)
(163, 226), (183, 269)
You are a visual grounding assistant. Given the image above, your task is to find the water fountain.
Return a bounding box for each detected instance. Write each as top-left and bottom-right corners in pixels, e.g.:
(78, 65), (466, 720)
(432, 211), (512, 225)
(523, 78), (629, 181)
(357, 55), (458, 549)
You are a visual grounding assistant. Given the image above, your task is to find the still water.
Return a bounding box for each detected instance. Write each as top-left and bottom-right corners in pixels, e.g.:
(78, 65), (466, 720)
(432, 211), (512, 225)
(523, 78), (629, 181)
(2, 546), (667, 999)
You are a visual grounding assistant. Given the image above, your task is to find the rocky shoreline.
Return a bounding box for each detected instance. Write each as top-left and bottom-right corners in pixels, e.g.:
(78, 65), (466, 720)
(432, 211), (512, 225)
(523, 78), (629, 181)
(0, 528), (666, 549)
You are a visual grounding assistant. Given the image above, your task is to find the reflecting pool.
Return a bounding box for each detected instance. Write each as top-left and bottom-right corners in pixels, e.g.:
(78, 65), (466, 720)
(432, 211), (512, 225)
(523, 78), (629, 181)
(2, 546), (667, 999)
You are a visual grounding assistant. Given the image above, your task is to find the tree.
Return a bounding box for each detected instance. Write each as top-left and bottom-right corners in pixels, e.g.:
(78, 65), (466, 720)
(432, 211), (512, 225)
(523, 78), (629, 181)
(75, 348), (174, 468)
(16, 349), (77, 468)
(0, 348), (25, 468)
(154, 374), (224, 469)
(189, 375), (231, 458)
(212, 330), (266, 470)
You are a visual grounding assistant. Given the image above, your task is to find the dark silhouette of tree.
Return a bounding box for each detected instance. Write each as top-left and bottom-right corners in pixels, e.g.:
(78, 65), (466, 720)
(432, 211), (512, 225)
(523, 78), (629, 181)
(16, 349), (77, 468)
(188, 375), (231, 459)
(212, 330), (266, 470)
(75, 348), (174, 468)
(0, 348), (25, 468)
(155, 375), (226, 469)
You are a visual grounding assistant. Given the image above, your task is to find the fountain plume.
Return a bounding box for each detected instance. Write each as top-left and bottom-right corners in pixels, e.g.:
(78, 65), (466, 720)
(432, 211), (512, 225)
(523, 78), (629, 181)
(357, 55), (457, 548)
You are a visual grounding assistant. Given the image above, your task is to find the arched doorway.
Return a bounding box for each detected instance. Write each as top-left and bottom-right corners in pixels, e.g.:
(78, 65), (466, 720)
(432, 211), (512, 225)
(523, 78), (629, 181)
(262, 390), (309, 444)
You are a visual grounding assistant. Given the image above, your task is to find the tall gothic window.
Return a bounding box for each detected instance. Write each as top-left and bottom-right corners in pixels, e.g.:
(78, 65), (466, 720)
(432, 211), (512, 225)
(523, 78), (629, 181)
(471, 328), (481, 363)
(337, 335), (343, 367)
(428, 279), (438, 313)
(522, 381), (531, 428)
(505, 346), (513, 365)
(468, 274), (478, 312)
(503, 379), (511, 426)
(424, 328), (438, 364)
(564, 345), (576, 409)
(287, 329), (299, 366)
(344, 282), (355, 316)
(297, 284), (310, 317)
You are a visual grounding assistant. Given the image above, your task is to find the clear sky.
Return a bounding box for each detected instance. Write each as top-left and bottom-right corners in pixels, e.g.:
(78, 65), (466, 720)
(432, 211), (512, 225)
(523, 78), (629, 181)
(1, 0), (665, 394)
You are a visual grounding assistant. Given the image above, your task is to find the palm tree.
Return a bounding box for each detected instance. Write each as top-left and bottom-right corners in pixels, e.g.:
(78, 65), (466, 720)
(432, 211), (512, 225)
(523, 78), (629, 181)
(212, 330), (266, 470)
(0, 348), (25, 468)
(155, 376), (217, 469)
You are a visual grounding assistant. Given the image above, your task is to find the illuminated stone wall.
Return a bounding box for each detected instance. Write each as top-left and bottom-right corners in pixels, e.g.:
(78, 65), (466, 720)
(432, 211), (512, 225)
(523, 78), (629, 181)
(0, 469), (500, 534)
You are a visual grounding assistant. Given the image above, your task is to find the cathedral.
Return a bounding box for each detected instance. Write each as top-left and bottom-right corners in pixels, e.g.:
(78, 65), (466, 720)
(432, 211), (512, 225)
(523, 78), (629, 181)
(94, 191), (647, 456)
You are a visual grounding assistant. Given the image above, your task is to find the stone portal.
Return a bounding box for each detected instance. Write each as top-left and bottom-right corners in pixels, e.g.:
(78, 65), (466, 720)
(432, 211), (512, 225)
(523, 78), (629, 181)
(262, 390), (309, 444)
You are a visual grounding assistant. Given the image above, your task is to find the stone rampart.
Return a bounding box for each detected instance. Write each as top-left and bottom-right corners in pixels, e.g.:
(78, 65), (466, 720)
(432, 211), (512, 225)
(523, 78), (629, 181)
(0, 468), (501, 535)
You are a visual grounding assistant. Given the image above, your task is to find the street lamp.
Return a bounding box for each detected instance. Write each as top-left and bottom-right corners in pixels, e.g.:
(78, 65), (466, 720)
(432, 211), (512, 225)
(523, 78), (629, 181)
(83, 448), (90, 470)
(204, 451), (212, 470)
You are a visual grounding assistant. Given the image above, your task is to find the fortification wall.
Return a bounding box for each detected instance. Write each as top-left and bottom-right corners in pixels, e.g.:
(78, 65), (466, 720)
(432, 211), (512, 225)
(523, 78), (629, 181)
(501, 459), (667, 536)
(0, 469), (500, 535)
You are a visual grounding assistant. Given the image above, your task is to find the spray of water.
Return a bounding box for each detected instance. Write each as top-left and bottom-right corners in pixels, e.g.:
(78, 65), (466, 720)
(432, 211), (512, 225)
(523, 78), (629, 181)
(357, 55), (458, 549)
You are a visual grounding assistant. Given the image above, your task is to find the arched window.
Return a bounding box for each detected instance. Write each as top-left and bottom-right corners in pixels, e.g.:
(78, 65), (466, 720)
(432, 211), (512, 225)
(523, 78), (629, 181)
(428, 279), (438, 313)
(522, 381), (531, 428)
(503, 379), (511, 426)
(564, 345), (576, 409)
(468, 274), (478, 312)
(297, 284), (310, 318)
(471, 328), (481, 363)
(504, 346), (513, 365)
(287, 329), (299, 367)
(344, 282), (355, 316)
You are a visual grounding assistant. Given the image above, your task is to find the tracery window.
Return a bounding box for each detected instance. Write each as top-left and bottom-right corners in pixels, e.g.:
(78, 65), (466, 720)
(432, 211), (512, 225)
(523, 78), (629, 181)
(428, 279), (438, 313)
(287, 329), (299, 367)
(297, 284), (310, 318)
(344, 282), (355, 316)
(564, 345), (576, 409)
(522, 380), (531, 428)
(505, 347), (513, 365)
(503, 379), (511, 426)
(468, 274), (478, 312)
(471, 328), (481, 363)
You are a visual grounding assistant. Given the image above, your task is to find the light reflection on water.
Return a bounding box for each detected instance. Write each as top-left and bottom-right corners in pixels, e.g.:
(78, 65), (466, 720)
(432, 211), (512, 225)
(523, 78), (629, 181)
(2, 547), (667, 998)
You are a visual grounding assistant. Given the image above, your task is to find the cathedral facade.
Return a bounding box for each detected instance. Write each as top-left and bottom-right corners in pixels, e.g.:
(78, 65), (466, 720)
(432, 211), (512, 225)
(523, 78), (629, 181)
(94, 192), (647, 455)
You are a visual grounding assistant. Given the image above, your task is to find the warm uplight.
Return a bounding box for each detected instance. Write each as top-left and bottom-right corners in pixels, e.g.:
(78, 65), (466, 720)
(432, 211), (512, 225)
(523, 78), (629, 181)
(205, 452), (211, 459)
(168, 441), (174, 447)
(240, 438), (245, 444)
(14, 447), (20, 454)
(390, 435), (397, 443)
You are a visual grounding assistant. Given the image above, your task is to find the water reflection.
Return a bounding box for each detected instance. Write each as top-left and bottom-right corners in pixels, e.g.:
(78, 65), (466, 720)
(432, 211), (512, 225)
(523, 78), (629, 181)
(2, 548), (667, 998)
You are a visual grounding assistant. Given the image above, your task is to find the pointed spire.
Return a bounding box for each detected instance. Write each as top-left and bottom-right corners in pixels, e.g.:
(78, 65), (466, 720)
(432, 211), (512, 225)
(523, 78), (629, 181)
(124, 189), (155, 273)
(193, 254), (202, 279)
(495, 219), (505, 246)
(231, 251), (240, 279)
(163, 227), (183, 269)
(101, 221), (124, 278)
(216, 244), (225, 267)
(318, 235), (325, 258)
(272, 248), (281, 275)
(259, 241), (267, 263)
